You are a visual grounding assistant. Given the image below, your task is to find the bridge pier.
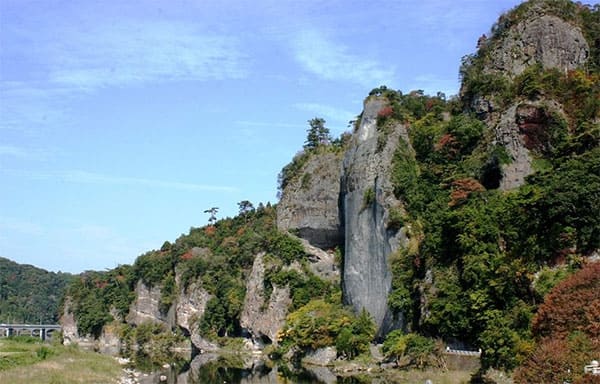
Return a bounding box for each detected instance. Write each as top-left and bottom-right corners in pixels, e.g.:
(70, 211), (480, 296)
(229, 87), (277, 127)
(0, 324), (61, 341)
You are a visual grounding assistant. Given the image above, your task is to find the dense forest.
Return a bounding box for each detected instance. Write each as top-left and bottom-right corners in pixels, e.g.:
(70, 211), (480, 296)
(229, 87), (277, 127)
(0, 257), (73, 323)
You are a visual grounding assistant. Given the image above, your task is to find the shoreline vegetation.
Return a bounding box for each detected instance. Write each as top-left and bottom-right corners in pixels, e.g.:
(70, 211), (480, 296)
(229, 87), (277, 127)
(0, 335), (481, 384)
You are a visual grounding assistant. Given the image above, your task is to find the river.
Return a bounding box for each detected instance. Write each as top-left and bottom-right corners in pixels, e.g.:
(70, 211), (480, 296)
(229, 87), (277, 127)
(125, 353), (373, 384)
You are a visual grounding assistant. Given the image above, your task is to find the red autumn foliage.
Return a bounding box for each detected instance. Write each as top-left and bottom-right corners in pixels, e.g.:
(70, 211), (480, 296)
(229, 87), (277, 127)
(180, 251), (193, 261)
(95, 280), (108, 289)
(448, 178), (485, 206)
(515, 262), (600, 383)
(514, 336), (600, 384)
(533, 262), (600, 340)
(377, 106), (394, 119)
(435, 133), (457, 150)
(204, 226), (216, 236)
(574, 375), (600, 384)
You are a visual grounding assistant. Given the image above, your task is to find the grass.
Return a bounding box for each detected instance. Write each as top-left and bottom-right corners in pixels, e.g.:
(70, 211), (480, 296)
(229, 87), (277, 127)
(0, 337), (123, 383)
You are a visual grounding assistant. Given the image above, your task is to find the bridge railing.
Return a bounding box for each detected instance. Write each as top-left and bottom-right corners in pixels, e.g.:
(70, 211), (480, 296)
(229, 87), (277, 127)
(0, 324), (61, 341)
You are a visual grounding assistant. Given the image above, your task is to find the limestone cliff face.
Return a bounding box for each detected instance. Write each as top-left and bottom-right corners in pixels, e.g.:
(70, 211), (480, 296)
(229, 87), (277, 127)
(174, 269), (217, 352)
(470, 6), (590, 190)
(60, 297), (82, 345)
(126, 280), (172, 327)
(276, 150), (343, 249)
(240, 253), (292, 346)
(495, 100), (567, 189)
(340, 96), (408, 337)
(486, 14), (589, 77)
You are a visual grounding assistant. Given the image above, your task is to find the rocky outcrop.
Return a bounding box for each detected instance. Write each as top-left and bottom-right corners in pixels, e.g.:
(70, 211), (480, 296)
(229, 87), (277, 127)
(240, 253), (292, 346)
(126, 280), (171, 327)
(174, 271), (217, 352)
(495, 103), (535, 190)
(340, 96), (409, 337)
(61, 297), (83, 345)
(98, 322), (122, 355)
(494, 100), (566, 190)
(299, 237), (339, 282)
(486, 14), (589, 77)
(301, 346), (337, 366)
(277, 150), (343, 249)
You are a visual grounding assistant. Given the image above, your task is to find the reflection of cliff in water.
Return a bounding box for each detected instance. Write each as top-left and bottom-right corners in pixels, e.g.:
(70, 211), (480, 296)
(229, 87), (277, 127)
(137, 354), (366, 384)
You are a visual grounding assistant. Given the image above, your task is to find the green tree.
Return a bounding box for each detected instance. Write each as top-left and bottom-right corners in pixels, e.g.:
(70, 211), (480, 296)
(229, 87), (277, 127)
(304, 117), (331, 149)
(237, 200), (254, 216)
(204, 207), (219, 226)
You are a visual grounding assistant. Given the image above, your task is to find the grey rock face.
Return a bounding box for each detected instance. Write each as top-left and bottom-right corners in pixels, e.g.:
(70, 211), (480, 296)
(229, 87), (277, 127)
(98, 323), (122, 355)
(174, 270), (217, 352)
(240, 253), (292, 345)
(488, 14), (589, 76)
(341, 96), (408, 337)
(60, 297), (81, 344)
(299, 237), (340, 282)
(126, 280), (169, 327)
(301, 346), (337, 366)
(277, 151), (343, 249)
(495, 100), (566, 190)
(495, 103), (534, 190)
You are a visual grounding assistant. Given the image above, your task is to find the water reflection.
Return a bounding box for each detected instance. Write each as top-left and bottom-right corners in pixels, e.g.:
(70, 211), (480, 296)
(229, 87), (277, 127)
(136, 354), (369, 384)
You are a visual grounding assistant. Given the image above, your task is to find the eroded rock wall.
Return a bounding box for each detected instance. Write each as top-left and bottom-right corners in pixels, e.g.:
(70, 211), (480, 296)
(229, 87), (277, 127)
(174, 269), (217, 352)
(276, 151), (343, 249)
(340, 96), (409, 337)
(240, 253), (292, 346)
(487, 14), (589, 77)
(126, 280), (172, 327)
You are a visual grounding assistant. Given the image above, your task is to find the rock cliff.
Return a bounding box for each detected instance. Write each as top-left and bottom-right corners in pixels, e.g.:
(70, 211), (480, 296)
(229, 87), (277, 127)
(276, 150), (343, 249)
(340, 96), (408, 337)
(174, 269), (217, 352)
(60, 0), (599, 364)
(240, 253), (292, 346)
(126, 280), (172, 327)
(486, 14), (588, 76)
(463, 2), (591, 190)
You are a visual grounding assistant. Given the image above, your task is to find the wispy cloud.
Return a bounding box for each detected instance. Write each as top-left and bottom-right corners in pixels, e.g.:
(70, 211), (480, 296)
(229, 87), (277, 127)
(19, 170), (238, 192)
(1, 12), (248, 133)
(293, 102), (356, 124)
(44, 22), (247, 89)
(291, 29), (395, 87)
(4, 13), (247, 90)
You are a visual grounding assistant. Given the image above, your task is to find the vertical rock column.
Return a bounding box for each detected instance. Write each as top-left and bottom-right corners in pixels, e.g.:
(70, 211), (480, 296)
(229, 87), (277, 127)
(340, 96), (407, 337)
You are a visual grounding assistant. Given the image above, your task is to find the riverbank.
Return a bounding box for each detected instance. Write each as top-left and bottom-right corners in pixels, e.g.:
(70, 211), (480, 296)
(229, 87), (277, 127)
(0, 337), (124, 383)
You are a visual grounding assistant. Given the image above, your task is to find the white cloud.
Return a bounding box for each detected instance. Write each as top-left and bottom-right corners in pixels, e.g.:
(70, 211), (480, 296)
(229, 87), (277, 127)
(44, 22), (247, 89)
(37, 170), (239, 193)
(0, 17), (248, 133)
(292, 29), (395, 87)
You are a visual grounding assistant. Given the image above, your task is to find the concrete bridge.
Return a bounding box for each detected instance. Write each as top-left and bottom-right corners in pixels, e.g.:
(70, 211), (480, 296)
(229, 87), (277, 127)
(0, 324), (61, 341)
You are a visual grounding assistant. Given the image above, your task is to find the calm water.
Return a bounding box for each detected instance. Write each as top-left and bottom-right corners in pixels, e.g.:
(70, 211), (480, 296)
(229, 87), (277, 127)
(134, 354), (369, 384)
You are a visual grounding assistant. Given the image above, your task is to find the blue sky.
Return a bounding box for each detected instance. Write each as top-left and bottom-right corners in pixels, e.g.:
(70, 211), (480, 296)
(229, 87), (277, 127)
(0, 0), (528, 273)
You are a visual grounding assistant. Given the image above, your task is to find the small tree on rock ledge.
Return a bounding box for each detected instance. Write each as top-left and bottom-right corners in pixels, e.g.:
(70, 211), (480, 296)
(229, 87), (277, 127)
(304, 117), (331, 150)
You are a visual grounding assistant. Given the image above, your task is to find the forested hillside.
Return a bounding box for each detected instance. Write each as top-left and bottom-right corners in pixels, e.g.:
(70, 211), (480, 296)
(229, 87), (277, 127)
(0, 257), (73, 323)
(59, 0), (599, 382)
